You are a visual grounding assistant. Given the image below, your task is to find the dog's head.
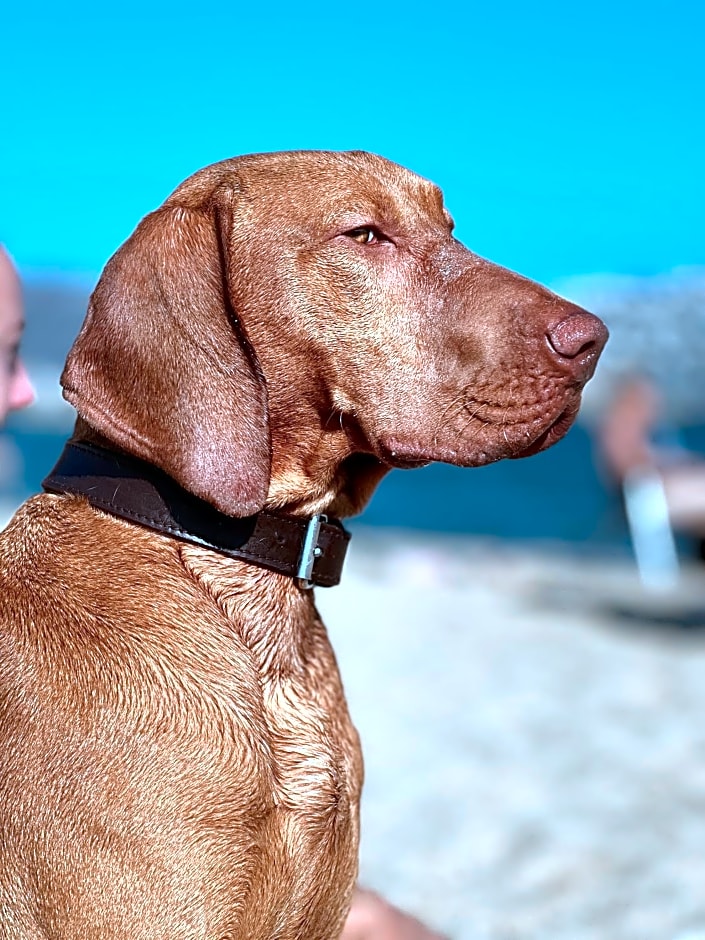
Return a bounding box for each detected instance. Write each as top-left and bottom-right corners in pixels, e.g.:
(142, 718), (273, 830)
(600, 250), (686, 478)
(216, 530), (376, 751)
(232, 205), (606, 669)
(62, 151), (607, 518)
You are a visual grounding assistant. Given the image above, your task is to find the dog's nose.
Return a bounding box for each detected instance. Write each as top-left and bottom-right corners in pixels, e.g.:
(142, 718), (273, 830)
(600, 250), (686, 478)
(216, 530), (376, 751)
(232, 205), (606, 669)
(545, 309), (608, 380)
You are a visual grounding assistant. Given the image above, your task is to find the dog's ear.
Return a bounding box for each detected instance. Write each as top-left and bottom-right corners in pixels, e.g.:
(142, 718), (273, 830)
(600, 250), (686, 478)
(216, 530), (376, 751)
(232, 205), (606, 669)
(61, 195), (271, 517)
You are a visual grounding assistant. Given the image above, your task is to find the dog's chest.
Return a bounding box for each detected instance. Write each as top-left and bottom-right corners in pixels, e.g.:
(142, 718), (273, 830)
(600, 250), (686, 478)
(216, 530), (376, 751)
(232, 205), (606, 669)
(202, 560), (363, 827)
(175, 550), (363, 935)
(262, 668), (361, 819)
(232, 633), (363, 938)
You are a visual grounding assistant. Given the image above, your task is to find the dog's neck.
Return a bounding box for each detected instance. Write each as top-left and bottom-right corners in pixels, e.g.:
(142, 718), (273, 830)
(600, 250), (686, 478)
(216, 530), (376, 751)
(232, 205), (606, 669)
(42, 424), (350, 590)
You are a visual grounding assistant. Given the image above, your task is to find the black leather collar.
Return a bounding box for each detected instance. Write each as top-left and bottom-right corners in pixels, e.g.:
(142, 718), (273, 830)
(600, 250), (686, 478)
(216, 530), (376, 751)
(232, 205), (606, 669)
(42, 440), (350, 588)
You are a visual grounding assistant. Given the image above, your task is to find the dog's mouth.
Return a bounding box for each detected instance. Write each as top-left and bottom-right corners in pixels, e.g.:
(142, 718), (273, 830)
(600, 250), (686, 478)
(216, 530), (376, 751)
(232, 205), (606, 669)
(509, 402), (580, 459)
(380, 452), (433, 471)
(374, 394), (582, 470)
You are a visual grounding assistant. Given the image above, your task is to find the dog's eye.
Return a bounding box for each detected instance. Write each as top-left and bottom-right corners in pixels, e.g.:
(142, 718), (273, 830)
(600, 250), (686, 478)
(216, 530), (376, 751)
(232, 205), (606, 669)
(345, 227), (381, 245)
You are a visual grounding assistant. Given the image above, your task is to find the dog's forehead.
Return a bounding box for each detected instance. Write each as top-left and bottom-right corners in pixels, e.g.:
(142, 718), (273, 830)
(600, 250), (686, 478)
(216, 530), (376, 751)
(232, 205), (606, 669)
(173, 151), (450, 228)
(277, 151), (447, 220)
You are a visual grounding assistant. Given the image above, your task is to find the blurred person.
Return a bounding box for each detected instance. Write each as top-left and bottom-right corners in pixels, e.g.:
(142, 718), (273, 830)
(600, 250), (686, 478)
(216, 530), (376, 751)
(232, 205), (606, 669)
(599, 376), (705, 560)
(598, 377), (658, 482)
(0, 245), (35, 526)
(0, 245), (34, 424)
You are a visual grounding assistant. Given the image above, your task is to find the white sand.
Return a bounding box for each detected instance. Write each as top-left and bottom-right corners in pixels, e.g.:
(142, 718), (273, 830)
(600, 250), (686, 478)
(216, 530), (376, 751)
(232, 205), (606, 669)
(318, 530), (705, 940)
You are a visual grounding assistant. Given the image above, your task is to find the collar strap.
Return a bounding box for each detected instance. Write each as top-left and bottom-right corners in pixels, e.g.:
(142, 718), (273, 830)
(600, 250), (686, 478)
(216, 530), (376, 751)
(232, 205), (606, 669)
(42, 440), (350, 589)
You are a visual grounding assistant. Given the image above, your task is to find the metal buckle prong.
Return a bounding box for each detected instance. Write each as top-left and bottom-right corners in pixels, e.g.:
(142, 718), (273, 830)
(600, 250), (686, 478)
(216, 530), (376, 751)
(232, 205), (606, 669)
(296, 513), (326, 589)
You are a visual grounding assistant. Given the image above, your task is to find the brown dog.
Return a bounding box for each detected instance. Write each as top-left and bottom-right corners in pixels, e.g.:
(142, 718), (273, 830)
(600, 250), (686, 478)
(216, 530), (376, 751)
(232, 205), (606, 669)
(0, 151), (606, 938)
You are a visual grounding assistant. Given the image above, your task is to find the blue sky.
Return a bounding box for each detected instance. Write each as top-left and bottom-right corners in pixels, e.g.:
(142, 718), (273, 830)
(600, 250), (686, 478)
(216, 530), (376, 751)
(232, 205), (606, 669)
(3, 0), (704, 284)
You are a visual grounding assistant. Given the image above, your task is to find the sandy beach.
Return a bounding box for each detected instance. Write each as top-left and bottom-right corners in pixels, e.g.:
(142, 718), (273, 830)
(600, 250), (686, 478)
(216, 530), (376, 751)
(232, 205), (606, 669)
(318, 529), (705, 940)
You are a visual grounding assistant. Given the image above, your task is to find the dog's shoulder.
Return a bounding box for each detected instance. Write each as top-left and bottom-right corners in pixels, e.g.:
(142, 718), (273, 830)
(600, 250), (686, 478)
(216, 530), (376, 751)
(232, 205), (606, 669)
(0, 491), (205, 603)
(0, 492), (249, 659)
(0, 495), (278, 725)
(1, 492), (162, 577)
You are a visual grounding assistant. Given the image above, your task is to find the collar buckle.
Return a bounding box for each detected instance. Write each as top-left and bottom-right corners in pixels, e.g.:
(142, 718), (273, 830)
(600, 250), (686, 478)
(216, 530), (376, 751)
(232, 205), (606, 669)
(296, 513), (326, 590)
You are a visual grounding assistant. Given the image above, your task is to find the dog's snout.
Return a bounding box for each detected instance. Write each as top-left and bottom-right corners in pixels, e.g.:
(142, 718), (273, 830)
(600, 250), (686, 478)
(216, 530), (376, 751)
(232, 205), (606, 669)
(545, 310), (608, 378)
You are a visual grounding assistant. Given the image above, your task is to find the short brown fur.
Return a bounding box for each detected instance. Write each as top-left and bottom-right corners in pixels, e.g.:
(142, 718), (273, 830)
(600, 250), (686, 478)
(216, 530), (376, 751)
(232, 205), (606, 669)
(0, 151), (606, 938)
